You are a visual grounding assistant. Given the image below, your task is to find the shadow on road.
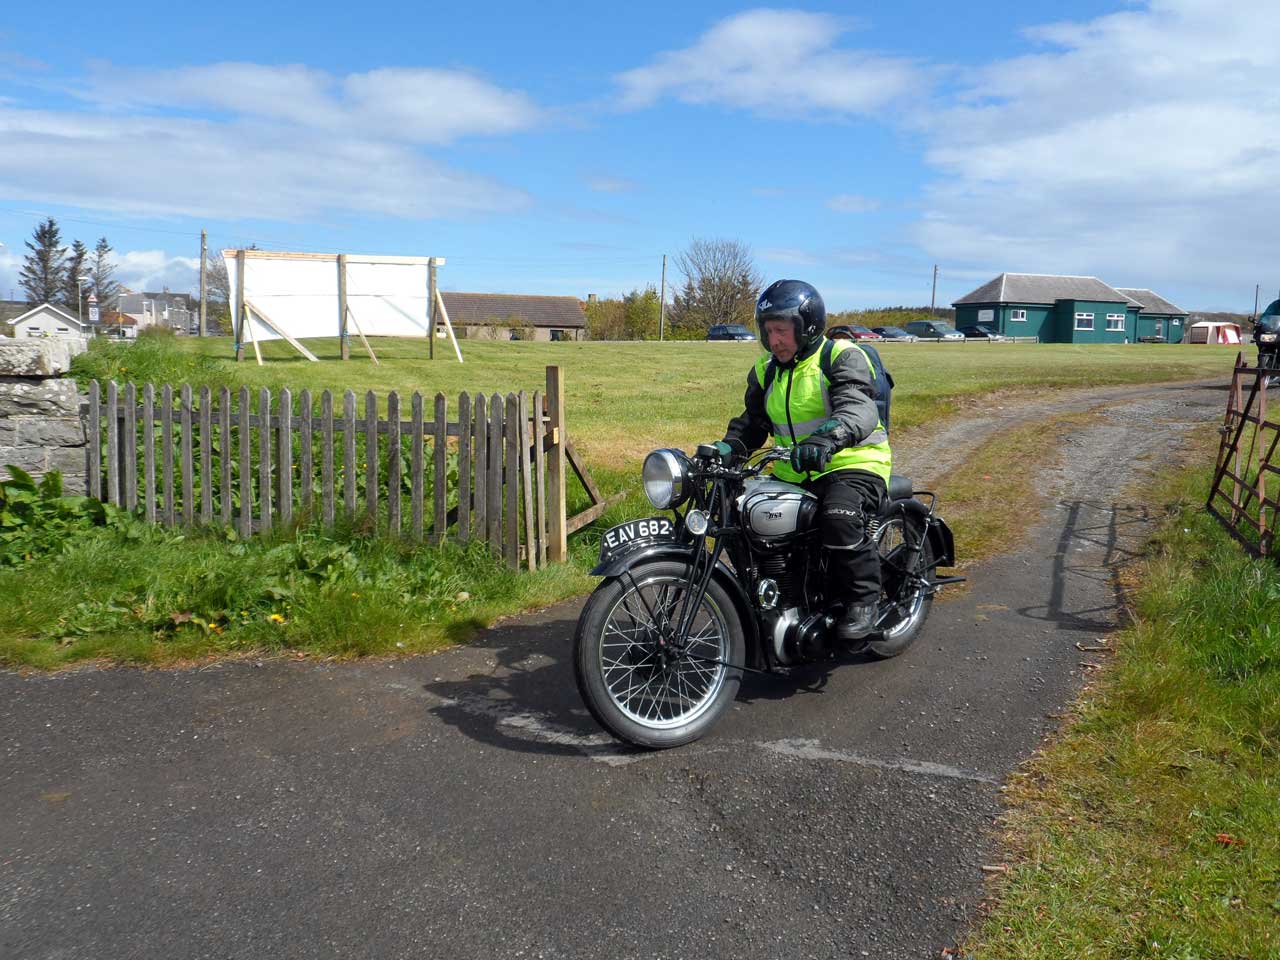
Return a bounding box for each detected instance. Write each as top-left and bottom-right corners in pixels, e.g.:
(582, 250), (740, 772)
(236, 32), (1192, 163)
(1015, 499), (1158, 633)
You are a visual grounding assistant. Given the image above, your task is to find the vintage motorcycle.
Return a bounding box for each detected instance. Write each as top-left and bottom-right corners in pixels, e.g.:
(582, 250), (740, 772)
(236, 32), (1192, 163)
(573, 444), (963, 748)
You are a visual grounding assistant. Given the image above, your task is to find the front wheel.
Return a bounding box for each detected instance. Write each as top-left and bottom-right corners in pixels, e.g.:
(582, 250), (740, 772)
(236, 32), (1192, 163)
(573, 560), (745, 749)
(865, 512), (936, 659)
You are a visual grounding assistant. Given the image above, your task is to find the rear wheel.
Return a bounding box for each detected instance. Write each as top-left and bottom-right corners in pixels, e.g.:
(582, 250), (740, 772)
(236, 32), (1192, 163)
(573, 560), (744, 749)
(866, 513), (936, 659)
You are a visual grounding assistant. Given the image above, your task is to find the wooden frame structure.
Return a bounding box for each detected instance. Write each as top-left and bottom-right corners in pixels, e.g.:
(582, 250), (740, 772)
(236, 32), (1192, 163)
(1207, 352), (1279, 557)
(229, 249), (461, 365)
(83, 367), (617, 569)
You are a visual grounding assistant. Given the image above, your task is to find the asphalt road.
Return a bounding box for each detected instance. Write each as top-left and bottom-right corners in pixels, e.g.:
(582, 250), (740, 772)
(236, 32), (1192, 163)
(0, 381), (1226, 960)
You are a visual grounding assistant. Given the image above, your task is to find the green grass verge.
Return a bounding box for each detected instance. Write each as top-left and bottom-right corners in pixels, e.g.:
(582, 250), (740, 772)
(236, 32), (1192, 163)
(0, 518), (596, 669)
(967, 460), (1280, 959)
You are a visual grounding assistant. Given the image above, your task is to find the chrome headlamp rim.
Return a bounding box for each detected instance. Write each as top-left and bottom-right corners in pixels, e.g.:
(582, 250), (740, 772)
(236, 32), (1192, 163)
(642, 448), (691, 510)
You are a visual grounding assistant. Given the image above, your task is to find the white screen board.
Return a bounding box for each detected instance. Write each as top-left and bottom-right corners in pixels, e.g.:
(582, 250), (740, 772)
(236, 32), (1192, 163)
(224, 251), (439, 344)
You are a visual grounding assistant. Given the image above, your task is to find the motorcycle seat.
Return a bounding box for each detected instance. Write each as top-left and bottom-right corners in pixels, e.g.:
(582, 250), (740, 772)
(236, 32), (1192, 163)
(887, 474), (913, 500)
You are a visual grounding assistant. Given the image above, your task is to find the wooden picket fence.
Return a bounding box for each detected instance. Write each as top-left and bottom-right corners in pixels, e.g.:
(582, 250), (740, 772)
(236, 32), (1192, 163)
(1207, 353), (1279, 558)
(82, 365), (616, 570)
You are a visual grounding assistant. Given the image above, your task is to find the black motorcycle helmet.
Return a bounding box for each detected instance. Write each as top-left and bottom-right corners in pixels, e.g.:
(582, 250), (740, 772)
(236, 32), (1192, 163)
(755, 279), (826, 349)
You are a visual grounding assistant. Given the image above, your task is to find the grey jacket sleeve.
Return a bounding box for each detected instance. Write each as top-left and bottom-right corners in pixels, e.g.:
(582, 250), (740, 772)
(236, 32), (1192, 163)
(722, 365), (772, 453)
(824, 346), (882, 447)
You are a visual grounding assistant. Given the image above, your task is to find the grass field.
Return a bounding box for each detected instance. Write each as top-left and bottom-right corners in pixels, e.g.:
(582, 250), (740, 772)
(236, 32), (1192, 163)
(75, 335), (1243, 475)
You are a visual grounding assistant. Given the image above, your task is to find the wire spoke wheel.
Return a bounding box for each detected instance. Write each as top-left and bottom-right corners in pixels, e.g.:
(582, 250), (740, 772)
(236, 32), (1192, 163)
(575, 560), (744, 748)
(866, 514), (935, 658)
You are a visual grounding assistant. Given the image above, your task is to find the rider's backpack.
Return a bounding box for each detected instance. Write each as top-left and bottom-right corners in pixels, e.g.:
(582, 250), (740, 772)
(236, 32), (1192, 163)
(762, 338), (895, 432)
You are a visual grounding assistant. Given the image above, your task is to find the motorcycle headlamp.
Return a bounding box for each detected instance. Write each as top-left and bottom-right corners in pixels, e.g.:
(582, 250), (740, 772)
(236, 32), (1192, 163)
(642, 448), (692, 510)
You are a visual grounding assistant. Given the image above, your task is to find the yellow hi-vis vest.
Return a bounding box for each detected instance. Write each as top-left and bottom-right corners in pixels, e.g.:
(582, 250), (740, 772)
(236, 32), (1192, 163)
(756, 339), (892, 484)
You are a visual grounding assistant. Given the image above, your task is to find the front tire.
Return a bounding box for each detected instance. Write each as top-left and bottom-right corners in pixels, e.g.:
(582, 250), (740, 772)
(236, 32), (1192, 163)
(865, 512), (936, 659)
(573, 560), (745, 749)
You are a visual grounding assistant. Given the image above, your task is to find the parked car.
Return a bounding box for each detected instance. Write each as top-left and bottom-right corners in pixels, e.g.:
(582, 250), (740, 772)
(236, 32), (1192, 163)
(957, 322), (1006, 341)
(904, 319), (965, 341)
(871, 326), (918, 342)
(827, 324), (882, 341)
(707, 323), (756, 341)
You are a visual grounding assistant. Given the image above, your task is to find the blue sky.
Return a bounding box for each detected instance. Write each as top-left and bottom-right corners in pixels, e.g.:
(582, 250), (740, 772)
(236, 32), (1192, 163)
(0, 1), (1276, 312)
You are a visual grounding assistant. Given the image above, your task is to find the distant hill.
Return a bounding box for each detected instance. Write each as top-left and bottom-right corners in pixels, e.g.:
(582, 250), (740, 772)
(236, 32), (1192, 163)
(1190, 310), (1254, 331)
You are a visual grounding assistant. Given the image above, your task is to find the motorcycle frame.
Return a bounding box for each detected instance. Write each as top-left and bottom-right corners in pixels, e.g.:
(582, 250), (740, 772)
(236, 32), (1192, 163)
(593, 454), (959, 673)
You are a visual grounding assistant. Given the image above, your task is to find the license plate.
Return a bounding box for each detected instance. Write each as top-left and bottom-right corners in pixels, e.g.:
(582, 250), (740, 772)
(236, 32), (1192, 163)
(600, 516), (675, 561)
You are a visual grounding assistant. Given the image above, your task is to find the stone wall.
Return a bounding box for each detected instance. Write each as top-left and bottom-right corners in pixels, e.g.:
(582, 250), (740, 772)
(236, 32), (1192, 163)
(0, 340), (89, 493)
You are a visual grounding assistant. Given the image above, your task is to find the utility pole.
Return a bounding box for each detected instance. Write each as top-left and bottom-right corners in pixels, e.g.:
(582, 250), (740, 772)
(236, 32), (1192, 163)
(931, 264), (938, 315)
(658, 254), (667, 341)
(1255, 284), (1261, 319)
(199, 230), (207, 337)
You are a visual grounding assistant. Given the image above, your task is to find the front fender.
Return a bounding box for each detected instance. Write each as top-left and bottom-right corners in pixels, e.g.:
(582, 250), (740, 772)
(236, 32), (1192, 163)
(591, 543), (765, 670)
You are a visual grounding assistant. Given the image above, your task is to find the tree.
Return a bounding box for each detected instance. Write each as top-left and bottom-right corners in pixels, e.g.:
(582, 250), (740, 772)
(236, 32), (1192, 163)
(205, 253), (231, 334)
(62, 239), (89, 315)
(668, 238), (762, 339)
(19, 217), (67, 305)
(90, 237), (121, 309)
(584, 287), (661, 340)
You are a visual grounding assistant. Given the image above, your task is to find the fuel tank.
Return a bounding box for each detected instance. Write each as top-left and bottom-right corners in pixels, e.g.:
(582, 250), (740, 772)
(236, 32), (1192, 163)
(738, 478), (819, 542)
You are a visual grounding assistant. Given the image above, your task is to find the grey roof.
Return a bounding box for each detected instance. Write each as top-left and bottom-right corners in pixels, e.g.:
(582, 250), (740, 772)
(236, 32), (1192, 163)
(1114, 288), (1186, 317)
(440, 292), (586, 328)
(0, 300), (29, 325)
(953, 273), (1132, 306)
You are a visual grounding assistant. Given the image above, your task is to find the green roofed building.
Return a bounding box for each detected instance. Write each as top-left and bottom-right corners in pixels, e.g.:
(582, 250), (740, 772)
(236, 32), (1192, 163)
(953, 273), (1188, 344)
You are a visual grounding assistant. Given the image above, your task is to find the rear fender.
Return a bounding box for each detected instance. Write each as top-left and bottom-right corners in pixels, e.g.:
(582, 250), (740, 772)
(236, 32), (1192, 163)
(592, 543), (765, 670)
(891, 498), (958, 569)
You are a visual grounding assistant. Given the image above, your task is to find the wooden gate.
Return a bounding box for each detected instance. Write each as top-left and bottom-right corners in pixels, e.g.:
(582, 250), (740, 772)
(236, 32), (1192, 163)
(1207, 353), (1279, 557)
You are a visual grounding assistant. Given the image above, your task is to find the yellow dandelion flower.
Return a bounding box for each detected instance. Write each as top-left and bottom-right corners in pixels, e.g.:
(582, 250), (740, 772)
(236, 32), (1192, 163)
(268, 613), (286, 624)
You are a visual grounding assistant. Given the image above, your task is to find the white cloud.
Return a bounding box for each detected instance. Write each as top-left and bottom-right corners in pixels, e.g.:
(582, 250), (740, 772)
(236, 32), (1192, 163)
(115, 250), (202, 294)
(912, 0), (1280, 303)
(0, 61), (540, 224)
(616, 9), (926, 116)
(827, 194), (879, 214)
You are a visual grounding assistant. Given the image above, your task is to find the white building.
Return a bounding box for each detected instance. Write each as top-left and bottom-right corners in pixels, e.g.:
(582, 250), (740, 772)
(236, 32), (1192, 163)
(10, 303), (90, 339)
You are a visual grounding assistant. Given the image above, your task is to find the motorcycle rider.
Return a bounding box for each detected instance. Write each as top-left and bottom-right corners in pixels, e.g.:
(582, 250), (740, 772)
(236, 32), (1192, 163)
(711, 280), (892, 642)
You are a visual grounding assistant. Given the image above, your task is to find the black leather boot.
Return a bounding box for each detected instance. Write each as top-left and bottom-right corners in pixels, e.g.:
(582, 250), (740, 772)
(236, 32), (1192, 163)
(835, 603), (877, 642)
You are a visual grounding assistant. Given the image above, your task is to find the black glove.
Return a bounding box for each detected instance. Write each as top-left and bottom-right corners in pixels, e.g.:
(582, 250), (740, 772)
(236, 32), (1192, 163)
(791, 435), (836, 473)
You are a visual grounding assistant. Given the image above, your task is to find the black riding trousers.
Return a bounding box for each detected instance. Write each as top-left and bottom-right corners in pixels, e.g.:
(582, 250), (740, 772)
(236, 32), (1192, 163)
(802, 468), (886, 605)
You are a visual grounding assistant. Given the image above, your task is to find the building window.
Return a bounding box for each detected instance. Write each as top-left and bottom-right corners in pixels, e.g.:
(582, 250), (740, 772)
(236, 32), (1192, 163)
(27, 326), (40, 334)
(1106, 313), (1125, 331)
(1010, 309), (1027, 322)
(1074, 312), (1095, 330)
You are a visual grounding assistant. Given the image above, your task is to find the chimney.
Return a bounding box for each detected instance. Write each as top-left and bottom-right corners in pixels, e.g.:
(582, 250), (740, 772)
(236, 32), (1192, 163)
(587, 293), (598, 303)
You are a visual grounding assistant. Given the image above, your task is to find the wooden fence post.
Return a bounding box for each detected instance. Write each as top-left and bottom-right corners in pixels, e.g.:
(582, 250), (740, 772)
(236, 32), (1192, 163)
(458, 392), (471, 543)
(279, 387), (293, 527)
(504, 393), (519, 569)
(387, 391), (401, 537)
(219, 387), (232, 527)
(518, 391), (536, 572)
(144, 383), (156, 523)
(106, 381), (119, 507)
(238, 386), (252, 538)
(546, 365), (567, 562)
(473, 393), (488, 545)
(533, 389), (547, 569)
(123, 383), (137, 511)
(321, 390), (335, 528)
(198, 386), (211, 523)
(411, 392), (424, 542)
(259, 387), (273, 534)
(433, 393), (447, 546)
(343, 390), (357, 518)
(180, 385), (194, 525)
(365, 390), (379, 529)
(488, 393), (503, 557)
(161, 384), (175, 526)
(299, 389), (313, 516)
